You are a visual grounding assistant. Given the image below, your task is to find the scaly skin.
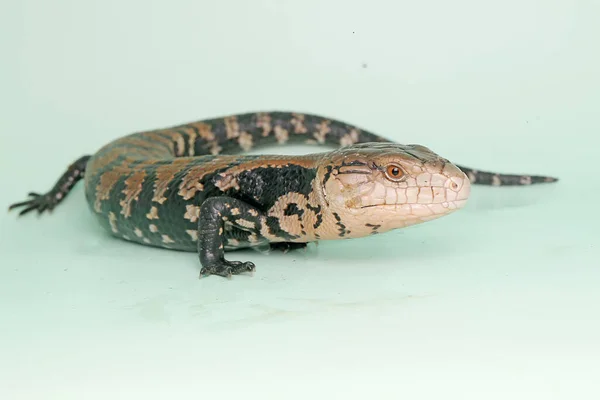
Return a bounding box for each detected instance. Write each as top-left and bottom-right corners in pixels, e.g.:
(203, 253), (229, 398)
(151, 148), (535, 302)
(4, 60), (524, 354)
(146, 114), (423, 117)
(8, 111), (557, 278)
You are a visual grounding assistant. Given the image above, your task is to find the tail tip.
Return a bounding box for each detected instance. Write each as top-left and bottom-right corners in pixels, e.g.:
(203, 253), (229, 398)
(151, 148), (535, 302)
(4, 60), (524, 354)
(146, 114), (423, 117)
(530, 175), (558, 184)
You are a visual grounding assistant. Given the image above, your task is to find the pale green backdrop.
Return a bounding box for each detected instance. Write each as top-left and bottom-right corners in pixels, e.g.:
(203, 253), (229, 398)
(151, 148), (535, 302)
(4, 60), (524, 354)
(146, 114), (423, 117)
(1, 0), (598, 399)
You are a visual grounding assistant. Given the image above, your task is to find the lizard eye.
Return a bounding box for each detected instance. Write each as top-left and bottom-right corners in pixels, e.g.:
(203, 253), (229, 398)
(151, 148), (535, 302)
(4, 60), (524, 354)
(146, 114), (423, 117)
(385, 164), (405, 181)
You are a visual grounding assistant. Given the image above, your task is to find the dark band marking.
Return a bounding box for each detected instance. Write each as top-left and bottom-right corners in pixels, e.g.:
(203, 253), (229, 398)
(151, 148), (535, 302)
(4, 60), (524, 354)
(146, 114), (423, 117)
(265, 216), (299, 241)
(312, 213), (323, 230)
(321, 165), (334, 188)
(365, 223), (381, 235)
(284, 203), (304, 218)
(306, 203), (321, 214)
(342, 160), (368, 167)
(337, 168), (372, 175)
(333, 212), (347, 237)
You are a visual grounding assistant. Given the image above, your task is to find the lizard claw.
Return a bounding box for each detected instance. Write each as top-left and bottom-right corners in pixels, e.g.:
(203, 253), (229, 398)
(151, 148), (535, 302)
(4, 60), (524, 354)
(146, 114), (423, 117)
(199, 260), (255, 279)
(9, 192), (57, 216)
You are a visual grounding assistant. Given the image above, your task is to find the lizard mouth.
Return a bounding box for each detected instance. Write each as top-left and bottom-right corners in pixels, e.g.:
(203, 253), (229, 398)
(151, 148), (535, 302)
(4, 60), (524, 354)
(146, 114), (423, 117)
(359, 199), (468, 209)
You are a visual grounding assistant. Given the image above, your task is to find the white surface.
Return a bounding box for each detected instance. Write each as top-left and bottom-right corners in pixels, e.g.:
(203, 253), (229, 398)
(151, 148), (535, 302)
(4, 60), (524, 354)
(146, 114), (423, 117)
(1, 1), (599, 399)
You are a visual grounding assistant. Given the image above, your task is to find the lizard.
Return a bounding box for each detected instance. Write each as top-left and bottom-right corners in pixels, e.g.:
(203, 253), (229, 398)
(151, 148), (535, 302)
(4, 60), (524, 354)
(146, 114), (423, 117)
(8, 111), (558, 278)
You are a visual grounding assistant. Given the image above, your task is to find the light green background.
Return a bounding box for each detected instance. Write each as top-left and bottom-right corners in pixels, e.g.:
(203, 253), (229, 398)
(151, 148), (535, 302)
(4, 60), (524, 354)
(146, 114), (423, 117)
(1, 1), (598, 399)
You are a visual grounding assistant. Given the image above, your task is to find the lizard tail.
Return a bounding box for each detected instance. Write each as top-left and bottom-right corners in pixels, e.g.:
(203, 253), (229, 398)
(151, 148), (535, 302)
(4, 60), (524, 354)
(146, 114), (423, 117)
(456, 165), (558, 186)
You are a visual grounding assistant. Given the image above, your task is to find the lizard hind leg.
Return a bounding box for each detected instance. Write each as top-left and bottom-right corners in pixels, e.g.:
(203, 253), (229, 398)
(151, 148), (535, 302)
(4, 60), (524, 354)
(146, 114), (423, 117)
(8, 155), (91, 216)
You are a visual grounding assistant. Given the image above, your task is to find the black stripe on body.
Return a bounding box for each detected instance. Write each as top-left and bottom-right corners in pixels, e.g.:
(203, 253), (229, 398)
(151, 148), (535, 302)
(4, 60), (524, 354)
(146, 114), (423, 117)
(230, 165), (317, 212)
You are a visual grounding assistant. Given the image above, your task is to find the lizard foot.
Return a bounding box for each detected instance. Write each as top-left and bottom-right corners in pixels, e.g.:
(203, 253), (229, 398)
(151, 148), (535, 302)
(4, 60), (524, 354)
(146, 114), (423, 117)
(8, 192), (59, 216)
(200, 260), (256, 279)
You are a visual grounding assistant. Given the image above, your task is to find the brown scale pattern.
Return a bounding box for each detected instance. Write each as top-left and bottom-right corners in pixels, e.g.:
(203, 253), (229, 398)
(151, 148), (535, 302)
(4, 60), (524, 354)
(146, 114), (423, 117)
(120, 169), (146, 218)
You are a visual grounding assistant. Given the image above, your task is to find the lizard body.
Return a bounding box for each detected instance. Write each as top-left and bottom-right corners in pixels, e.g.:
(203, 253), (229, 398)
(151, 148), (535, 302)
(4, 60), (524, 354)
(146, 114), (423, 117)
(9, 111), (557, 277)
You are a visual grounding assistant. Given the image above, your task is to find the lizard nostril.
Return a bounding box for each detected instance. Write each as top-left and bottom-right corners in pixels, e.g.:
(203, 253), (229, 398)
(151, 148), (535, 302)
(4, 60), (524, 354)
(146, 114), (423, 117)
(451, 182), (459, 190)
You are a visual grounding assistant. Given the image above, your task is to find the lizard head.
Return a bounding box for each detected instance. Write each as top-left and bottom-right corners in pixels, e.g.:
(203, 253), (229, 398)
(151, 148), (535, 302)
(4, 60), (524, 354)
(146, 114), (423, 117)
(316, 142), (471, 237)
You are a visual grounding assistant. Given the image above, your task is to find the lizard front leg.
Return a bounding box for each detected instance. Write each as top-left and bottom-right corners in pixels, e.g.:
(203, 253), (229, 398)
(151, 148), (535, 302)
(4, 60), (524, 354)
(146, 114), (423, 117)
(197, 196), (265, 278)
